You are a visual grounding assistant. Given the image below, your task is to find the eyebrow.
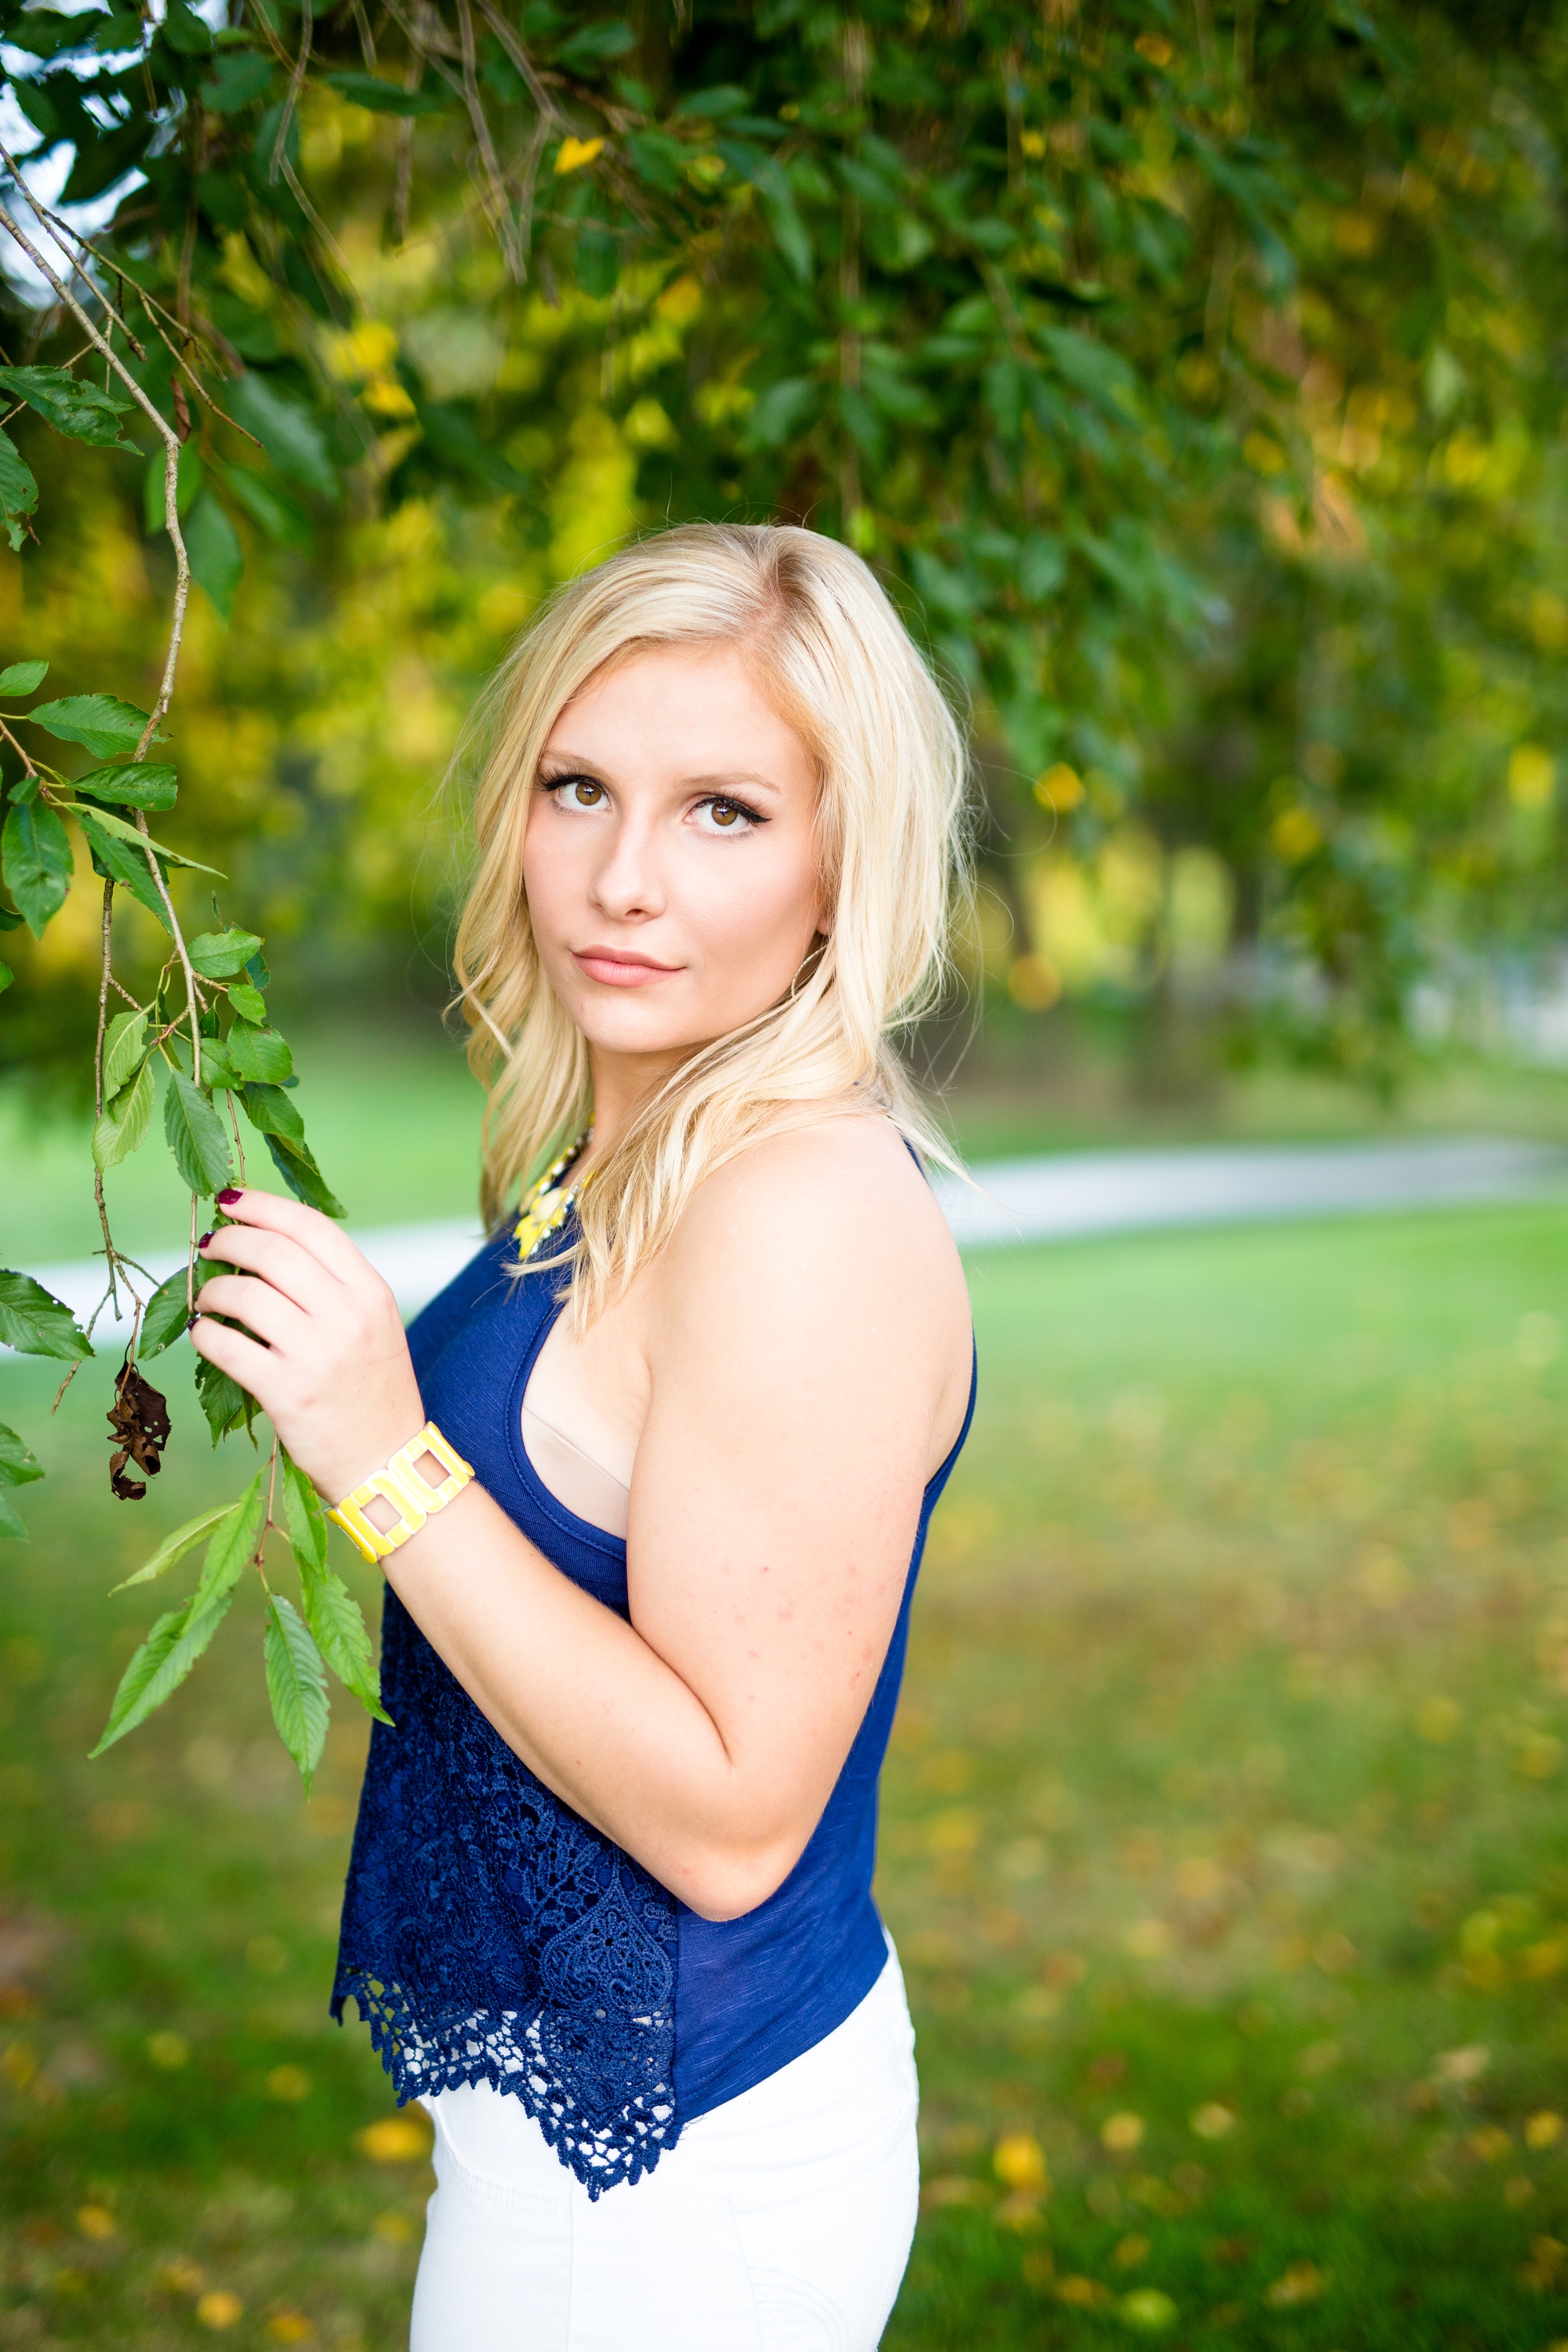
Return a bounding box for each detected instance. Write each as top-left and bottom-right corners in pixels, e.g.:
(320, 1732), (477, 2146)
(539, 751), (786, 798)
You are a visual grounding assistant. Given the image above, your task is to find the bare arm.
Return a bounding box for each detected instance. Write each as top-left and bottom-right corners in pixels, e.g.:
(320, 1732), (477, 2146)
(191, 1122), (969, 1919)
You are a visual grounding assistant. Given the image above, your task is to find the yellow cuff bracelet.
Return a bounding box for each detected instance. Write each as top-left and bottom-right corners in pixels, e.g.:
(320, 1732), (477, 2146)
(326, 1421), (475, 1564)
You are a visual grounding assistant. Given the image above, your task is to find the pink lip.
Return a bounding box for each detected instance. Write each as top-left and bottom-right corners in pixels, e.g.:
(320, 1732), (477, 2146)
(572, 947), (683, 989)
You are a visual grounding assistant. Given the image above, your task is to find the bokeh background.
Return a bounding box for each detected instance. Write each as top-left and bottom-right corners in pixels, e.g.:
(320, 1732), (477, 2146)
(8, 0), (1568, 2346)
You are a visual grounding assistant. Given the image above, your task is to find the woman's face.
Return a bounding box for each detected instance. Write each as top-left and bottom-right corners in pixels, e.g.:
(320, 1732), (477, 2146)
(522, 644), (825, 1068)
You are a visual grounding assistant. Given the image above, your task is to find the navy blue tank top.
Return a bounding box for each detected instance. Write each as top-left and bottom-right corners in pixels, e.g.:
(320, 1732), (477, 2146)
(332, 1214), (975, 2196)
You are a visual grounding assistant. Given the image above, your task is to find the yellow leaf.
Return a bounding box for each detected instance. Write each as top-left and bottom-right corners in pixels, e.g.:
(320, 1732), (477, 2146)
(554, 136), (605, 175)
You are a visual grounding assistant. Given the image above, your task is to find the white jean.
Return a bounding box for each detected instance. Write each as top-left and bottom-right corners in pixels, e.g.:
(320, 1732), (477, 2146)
(409, 1941), (920, 2352)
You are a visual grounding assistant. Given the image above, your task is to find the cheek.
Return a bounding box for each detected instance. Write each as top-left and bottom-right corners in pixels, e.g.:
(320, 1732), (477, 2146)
(520, 801), (577, 927)
(688, 839), (820, 964)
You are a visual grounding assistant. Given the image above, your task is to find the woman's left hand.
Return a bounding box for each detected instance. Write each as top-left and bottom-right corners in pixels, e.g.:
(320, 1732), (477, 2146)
(188, 1188), (425, 1501)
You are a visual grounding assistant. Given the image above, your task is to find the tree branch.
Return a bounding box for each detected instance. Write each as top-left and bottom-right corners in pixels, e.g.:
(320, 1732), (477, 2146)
(0, 162), (201, 1085)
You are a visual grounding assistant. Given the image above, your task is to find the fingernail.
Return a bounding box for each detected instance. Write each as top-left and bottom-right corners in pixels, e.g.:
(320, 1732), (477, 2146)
(197, 1230), (213, 1250)
(216, 1188), (243, 1206)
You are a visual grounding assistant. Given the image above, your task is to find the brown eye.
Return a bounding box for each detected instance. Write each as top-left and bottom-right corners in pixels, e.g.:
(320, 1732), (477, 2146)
(710, 801), (740, 827)
(572, 781), (604, 807)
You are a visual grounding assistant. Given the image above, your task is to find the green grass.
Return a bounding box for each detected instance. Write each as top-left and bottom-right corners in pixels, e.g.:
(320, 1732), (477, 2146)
(5, 1192), (1568, 2345)
(10, 1013), (1568, 1265)
(1, 1022), (489, 1265)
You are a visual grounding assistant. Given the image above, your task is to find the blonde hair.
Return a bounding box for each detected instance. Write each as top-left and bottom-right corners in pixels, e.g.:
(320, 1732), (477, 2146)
(451, 521), (971, 1327)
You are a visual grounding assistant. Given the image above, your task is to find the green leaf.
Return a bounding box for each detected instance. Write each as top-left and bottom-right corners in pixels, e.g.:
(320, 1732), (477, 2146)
(138, 1265), (198, 1362)
(162, 0), (211, 53)
(185, 492), (244, 623)
(188, 926), (263, 978)
(164, 1071), (234, 1196)
(0, 430), (39, 551)
(0, 660), (47, 695)
(192, 1469), (267, 1610)
(0, 1270), (91, 1360)
(0, 1486), (27, 1540)
(102, 1007), (147, 1094)
(227, 980), (267, 1022)
(281, 1450), (326, 1576)
(675, 85), (750, 119)
(0, 1421), (45, 1487)
(299, 1563), (391, 1722)
(109, 1498), (231, 1591)
(264, 1592), (329, 1791)
(90, 1582), (237, 1756)
(285, 1454), (393, 1720)
(226, 374), (337, 500)
(74, 761), (178, 811)
(0, 366), (134, 449)
(325, 68), (448, 114)
(263, 1132), (347, 1218)
(201, 48), (272, 108)
(625, 129), (684, 197)
(2, 797), (73, 937)
(238, 1079), (304, 1142)
(576, 223), (618, 300)
(198, 1036), (241, 1091)
(219, 465), (313, 553)
(74, 808), (172, 932)
(195, 1352), (252, 1443)
(227, 1022), (292, 1083)
(74, 802), (221, 875)
(556, 18), (634, 69)
(93, 1058), (155, 1171)
(27, 694), (154, 759)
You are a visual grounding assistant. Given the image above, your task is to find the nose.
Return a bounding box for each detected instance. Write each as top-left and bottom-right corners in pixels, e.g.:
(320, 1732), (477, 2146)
(589, 807), (666, 924)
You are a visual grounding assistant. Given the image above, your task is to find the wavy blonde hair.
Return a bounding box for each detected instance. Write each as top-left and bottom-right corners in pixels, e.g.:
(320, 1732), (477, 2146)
(451, 521), (971, 1327)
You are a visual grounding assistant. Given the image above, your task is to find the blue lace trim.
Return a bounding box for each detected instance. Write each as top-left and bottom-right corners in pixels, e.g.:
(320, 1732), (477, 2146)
(332, 1599), (681, 2198)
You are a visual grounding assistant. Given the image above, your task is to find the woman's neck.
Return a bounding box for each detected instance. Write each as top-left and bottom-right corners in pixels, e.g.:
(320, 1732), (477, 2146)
(582, 1043), (692, 1171)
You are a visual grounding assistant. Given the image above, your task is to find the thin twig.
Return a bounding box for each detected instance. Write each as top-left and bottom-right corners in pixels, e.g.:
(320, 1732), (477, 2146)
(475, 0), (561, 125)
(456, 0), (521, 279)
(351, 0), (378, 67)
(0, 166), (201, 1089)
(270, 0), (314, 185)
(92, 877), (121, 1318)
(0, 717), (38, 775)
(390, 33), (426, 243)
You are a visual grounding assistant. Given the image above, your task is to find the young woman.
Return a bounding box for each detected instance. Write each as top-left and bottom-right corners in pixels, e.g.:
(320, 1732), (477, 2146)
(190, 523), (976, 2350)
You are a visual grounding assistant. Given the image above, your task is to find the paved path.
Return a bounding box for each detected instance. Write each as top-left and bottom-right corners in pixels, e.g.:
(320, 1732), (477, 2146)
(9, 1135), (1566, 1351)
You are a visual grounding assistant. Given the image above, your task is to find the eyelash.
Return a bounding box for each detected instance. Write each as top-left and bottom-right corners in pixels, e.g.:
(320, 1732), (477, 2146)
(539, 775), (768, 833)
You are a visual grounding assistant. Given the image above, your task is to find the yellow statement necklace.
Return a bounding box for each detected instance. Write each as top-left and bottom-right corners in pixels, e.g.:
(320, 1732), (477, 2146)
(514, 1129), (592, 1261)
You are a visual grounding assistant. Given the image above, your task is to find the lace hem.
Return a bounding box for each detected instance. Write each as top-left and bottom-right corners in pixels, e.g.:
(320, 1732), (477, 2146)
(334, 1969), (681, 2198)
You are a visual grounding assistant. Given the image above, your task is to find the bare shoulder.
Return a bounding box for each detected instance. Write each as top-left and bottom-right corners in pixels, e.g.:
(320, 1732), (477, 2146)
(646, 1109), (971, 1452)
(668, 1109), (958, 1290)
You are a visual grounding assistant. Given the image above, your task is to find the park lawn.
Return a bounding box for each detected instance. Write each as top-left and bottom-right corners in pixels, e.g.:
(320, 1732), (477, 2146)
(0, 1203), (1566, 2347)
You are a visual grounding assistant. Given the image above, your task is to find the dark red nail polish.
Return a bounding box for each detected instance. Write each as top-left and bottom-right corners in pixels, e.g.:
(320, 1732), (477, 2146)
(197, 1230), (212, 1250)
(216, 1187), (243, 1206)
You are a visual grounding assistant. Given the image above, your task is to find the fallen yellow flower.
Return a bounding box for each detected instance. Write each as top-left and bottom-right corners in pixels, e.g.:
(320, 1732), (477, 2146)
(993, 2131), (1048, 2191)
